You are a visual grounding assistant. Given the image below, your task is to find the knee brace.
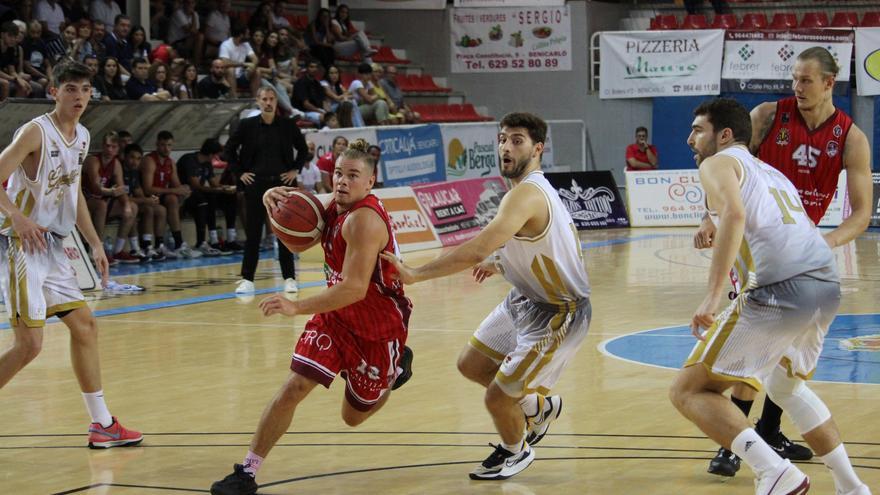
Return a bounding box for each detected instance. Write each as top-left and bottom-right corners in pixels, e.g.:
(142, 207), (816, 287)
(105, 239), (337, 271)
(764, 366), (831, 434)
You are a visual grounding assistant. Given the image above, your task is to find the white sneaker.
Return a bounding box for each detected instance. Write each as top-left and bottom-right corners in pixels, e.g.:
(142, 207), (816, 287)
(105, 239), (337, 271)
(525, 395), (562, 446)
(840, 485), (872, 495)
(196, 241), (222, 257)
(158, 244), (178, 260)
(235, 279), (255, 294)
(284, 278), (298, 293)
(755, 460), (809, 495)
(469, 442), (535, 480)
(174, 242), (203, 259)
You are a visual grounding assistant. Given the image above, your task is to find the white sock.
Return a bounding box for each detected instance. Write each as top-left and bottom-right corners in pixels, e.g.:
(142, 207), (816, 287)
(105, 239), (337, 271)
(113, 238), (126, 253)
(821, 444), (862, 494)
(730, 428), (783, 478)
(242, 450), (264, 478)
(82, 390), (113, 428)
(129, 236), (139, 250)
(518, 393), (541, 418)
(209, 230), (219, 244)
(227, 229), (237, 241)
(501, 437), (524, 455)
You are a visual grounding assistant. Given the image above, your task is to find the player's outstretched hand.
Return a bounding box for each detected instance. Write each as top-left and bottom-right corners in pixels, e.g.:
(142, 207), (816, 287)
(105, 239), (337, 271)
(379, 252), (417, 285)
(472, 260), (498, 284)
(693, 214), (715, 249)
(260, 294), (298, 317)
(263, 186), (298, 212)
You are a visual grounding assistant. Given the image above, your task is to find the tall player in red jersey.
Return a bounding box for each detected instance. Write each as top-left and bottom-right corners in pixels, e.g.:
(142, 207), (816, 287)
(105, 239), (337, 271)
(210, 139), (414, 495)
(695, 46), (873, 478)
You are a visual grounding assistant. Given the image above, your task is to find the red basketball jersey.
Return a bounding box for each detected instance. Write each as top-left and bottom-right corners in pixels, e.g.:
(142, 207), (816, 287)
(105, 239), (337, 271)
(756, 96), (852, 224)
(96, 154), (118, 188)
(146, 151), (174, 189)
(314, 194), (411, 342)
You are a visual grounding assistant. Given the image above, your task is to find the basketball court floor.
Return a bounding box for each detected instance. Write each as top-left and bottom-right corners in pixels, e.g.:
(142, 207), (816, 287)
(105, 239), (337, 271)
(1, 227), (877, 494)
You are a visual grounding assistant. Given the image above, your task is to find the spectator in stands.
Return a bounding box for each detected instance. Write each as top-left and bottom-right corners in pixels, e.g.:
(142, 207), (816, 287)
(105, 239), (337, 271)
(625, 126), (658, 171)
(122, 143), (166, 261)
(381, 64), (420, 124)
(178, 138), (240, 256)
(322, 64), (363, 127)
(370, 63), (403, 125)
(167, 0), (203, 68)
(252, 28), (296, 116)
(126, 57), (171, 101)
(299, 141), (327, 193)
(90, 0), (121, 31)
(332, 4), (374, 64)
(684, 0), (730, 15)
(149, 60), (177, 98)
(60, 0), (87, 25)
(83, 53), (105, 100)
(178, 62), (198, 99)
(224, 86), (307, 294)
(271, 1), (290, 30)
(263, 30), (295, 106)
(274, 26), (300, 72)
(142, 130), (198, 259)
(321, 111), (339, 130)
(277, 24), (305, 55)
(349, 62), (390, 125)
(88, 19), (106, 60)
(22, 20), (50, 91)
(219, 22), (259, 98)
(129, 25), (150, 61)
(304, 8), (334, 70)
(316, 135), (347, 190)
(83, 132), (141, 264)
(70, 19), (95, 62)
(198, 58), (231, 99)
(93, 55), (127, 99)
(57, 22), (79, 61)
(204, 0), (231, 61)
(368, 144), (381, 173)
(0, 22), (36, 98)
(104, 14), (132, 73)
(292, 58), (328, 125)
(248, 1), (274, 37)
(34, 0), (64, 35)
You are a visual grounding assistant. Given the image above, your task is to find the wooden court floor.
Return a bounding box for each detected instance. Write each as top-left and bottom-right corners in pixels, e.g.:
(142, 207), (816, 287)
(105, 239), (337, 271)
(0, 227), (877, 494)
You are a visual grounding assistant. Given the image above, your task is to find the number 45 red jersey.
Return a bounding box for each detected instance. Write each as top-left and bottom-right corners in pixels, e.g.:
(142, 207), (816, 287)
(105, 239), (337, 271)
(756, 96), (852, 224)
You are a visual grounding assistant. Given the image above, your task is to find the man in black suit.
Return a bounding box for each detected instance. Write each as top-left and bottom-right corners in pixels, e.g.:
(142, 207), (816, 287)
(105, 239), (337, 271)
(224, 86), (309, 294)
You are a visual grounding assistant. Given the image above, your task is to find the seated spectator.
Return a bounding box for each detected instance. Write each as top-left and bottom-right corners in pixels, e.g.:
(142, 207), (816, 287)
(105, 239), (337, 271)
(57, 22), (79, 61)
(149, 60), (177, 98)
(122, 143), (166, 261)
(262, 30), (295, 106)
(60, 0), (87, 25)
(625, 126), (658, 171)
(248, 2), (273, 37)
(104, 14), (133, 73)
(93, 55), (127, 100)
(299, 141), (327, 194)
(370, 63), (403, 124)
(126, 57), (172, 100)
(292, 58), (328, 125)
(129, 24), (150, 61)
(177, 138), (239, 256)
(83, 132), (141, 264)
(252, 28), (295, 116)
(90, 0), (122, 31)
(332, 4), (374, 64)
(198, 57), (231, 99)
(142, 130), (197, 258)
(380, 64), (420, 124)
(271, 1), (291, 30)
(204, 0), (231, 61)
(88, 19), (106, 60)
(219, 22), (259, 98)
(274, 26), (300, 75)
(368, 144), (381, 174)
(83, 53), (105, 100)
(71, 19), (95, 62)
(321, 111), (339, 130)
(22, 20), (51, 91)
(0, 22), (38, 99)
(166, 0), (202, 67)
(34, 0), (64, 36)
(304, 8), (334, 70)
(349, 62), (390, 125)
(322, 64), (364, 127)
(177, 62), (198, 99)
(316, 135), (347, 190)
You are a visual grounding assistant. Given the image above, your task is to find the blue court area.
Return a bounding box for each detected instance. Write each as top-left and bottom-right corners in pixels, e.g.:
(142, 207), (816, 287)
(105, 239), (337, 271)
(600, 314), (880, 385)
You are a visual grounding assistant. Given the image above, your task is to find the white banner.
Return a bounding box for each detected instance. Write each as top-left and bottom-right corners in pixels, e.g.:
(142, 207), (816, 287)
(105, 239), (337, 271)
(818, 170), (847, 227)
(441, 123), (500, 180)
(344, 0), (446, 9)
(855, 28), (880, 96)
(450, 7), (572, 73)
(455, 0), (563, 5)
(625, 170), (706, 226)
(599, 30), (723, 99)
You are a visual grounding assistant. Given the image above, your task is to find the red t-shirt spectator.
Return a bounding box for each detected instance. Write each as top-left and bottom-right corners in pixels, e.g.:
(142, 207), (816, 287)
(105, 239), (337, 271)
(625, 143), (658, 171)
(316, 151), (336, 176)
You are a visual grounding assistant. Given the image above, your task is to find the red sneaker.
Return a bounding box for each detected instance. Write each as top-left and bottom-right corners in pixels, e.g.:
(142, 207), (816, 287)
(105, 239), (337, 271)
(113, 250), (141, 264)
(88, 417), (143, 449)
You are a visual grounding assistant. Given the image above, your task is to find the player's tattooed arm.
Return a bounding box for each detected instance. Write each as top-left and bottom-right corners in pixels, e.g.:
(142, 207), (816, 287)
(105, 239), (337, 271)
(749, 102), (777, 155)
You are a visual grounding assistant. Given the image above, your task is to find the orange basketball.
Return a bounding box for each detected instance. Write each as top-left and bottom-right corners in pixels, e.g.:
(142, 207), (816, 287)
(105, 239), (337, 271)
(269, 190), (326, 252)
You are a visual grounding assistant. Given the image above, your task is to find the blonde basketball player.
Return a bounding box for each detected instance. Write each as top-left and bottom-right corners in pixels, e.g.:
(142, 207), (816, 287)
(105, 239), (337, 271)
(669, 98), (870, 495)
(0, 61), (142, 448)
(383, 112), (591, 480)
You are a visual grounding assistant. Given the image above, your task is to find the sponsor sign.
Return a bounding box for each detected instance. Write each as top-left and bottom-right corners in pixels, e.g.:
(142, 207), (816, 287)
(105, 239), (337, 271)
(372, 187), (442, 252)
(441, 123), (500, 180)
(455, 0), (562, 5)
(722, 29), (853, 94)
(855, 28), (880, 96)
(376, 125), (445, 186)
(545, 172), (629, 229)
(871, 173), (880, 228)
(413, 178), (508, 246)
(817, 170), (847, 227)
(599, 30), (723, 99)
(64, 230), (100, 290)
(625, 170), (706, 226)
(450, 6), (572, 73)
(343, 0), (446, 9)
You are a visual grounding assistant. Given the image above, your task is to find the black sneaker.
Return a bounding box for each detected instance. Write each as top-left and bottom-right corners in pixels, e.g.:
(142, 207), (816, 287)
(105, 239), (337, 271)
(525, 395), (562, 446)
(469, 442), (535, 480)
(392, 346), (413, 391)
(210, 464), (258, 495)
(707, 447), (741, 477)
(211, 242), (234, 255)
(758, 421), (813, 461)
(224, 240), (245, 252)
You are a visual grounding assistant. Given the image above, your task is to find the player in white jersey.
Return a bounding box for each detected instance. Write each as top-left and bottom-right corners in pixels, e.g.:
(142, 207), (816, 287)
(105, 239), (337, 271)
(384, 112), (591, 481)
(669, 98), (870, 495)
(0, 61), (142, 449)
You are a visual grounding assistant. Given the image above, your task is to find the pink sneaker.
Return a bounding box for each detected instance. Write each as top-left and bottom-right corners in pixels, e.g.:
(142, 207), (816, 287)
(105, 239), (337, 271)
(88, 417), (143, 449)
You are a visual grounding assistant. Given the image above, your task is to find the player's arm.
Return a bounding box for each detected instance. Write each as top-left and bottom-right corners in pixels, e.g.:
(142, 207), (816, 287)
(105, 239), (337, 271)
(824, 125), (873, 248)
(76, 187), (109, 286)
(383, 184), (542, 284)
(0, 124), (50, 252)
(627, 157), (655, 170)
(749, 102), (777, 154)
(141, 155), (161, 195)
(111, 161), (128, 202)
(259, 208), (387, 317)
(82, 156), (105, 196)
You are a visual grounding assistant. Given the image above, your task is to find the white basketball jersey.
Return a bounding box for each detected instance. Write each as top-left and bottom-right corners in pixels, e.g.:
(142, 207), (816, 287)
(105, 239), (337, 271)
(708, 146), (837, 289)
(0, 114), (89, 237)
(497, 171), (591, 305)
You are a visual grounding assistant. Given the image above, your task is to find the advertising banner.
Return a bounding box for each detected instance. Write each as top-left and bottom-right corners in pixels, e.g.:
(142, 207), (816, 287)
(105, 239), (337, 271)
(344, 0), (446, 9)
(625, 170), (706, 226)
(599, 30), (723, 99)
(373, 187), (442, 252)
(455, 0), (563, 5)
(817, 171), (847, 227)
(376, 124), (445, 186)
(855, 28), (880, 96)
(441, 123), (500, 180)
(450, 6), (572, 73)
(545, 172), (629, 229)
(412, 177), (508, 246)
(722, 29), (853, 94)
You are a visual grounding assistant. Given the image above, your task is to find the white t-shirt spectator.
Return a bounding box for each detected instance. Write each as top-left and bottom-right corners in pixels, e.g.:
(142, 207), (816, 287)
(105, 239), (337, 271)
(272, 14), (291, 30)
(90, 0), (122, 30)
(348, 79), (372, 104)
(219, 38), (254, 77)
(34, 0), (65, 35)
(204, 10), (230, 45)
(167, 8), (200, 44)
(299, 162), (322, 193)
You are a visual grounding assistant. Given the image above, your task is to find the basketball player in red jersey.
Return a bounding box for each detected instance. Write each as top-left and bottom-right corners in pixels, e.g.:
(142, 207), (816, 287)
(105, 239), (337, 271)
(210, 139), (414, 495)
(695, 46), (873, 477)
